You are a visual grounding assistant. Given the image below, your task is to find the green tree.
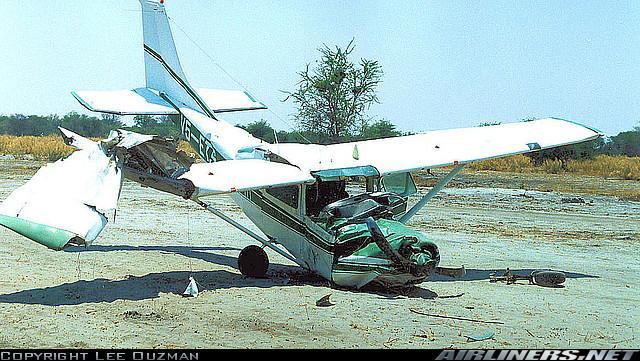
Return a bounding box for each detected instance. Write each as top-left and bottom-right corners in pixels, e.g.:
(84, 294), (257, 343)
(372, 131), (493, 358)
(59, 111), (122, 137)
(128, 115), (180, 138)
(238, 120), (277, 143)
(0, 114), (53, 136)
(284, 40), (383, 144)
(0, 115), (6, 134)
(133, 115), (159, 128)
(604, 127), (640, 156)
(99, 114), (124, 134)
(359, 119), (401, 140)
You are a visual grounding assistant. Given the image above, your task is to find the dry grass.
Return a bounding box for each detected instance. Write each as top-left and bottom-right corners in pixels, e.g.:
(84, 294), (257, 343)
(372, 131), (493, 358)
(0, 135), (195, 161)
(177, 140), (195, 155)
(0, 135), (73, 160)
(462, 154), (640, 201)
(468, 154), (640, 181)
(610, 189), (640, 202)
(567, 155), (640, 181)
(467, 154), (534, 173)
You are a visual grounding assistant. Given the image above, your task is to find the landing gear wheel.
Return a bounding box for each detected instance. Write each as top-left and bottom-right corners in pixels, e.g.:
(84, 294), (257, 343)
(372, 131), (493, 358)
(531, 270), (566, 287)
(238, 245), (269, 278)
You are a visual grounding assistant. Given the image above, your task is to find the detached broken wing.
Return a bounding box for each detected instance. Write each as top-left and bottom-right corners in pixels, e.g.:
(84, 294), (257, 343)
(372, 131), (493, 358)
(0, 129), (122, 250)
(0, 127), (314, 250)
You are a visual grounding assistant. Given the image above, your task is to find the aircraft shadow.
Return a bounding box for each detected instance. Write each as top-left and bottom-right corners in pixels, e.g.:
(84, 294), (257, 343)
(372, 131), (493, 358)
(66, 245), (298, 273)
(69, 245), (440, 299)
(0, 245), (325, 306)
(3, 245), (560, 306)
(0, 270), (271, 306)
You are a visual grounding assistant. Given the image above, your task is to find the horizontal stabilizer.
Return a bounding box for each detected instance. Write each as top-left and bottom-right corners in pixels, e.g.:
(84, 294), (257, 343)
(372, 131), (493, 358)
(73, 88), (267, 115)
(196, 88), (267, 113)
(72, 88), (179, 115)
(180, 159), (314, 198)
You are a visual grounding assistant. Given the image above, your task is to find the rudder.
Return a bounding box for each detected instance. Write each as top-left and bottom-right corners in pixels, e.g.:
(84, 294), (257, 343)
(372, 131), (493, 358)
(139, 0), (216, 118)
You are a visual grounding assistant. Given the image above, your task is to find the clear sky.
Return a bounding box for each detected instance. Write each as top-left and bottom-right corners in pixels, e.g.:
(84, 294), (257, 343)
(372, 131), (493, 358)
(0, 0), (638, 135)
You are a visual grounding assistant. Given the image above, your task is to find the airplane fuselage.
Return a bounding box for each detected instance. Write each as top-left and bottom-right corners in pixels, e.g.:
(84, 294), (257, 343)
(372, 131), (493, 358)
(173, 110), (432, 288)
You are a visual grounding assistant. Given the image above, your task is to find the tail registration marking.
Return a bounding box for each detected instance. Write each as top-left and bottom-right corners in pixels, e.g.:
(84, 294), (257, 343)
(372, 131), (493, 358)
(179, 115), (219, 162)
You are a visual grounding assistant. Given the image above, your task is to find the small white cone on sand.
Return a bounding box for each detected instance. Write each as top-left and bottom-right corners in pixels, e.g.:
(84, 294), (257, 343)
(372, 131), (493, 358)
(182, 277), (199, 297)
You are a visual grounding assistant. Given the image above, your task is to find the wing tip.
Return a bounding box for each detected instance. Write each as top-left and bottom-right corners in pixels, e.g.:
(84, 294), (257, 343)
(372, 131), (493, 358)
(71, 91), (94, 112)
(547, 117), (604, 138)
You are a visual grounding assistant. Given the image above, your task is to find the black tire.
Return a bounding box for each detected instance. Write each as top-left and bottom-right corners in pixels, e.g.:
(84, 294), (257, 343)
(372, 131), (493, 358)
(238, 245), (269, 278)
(531, 270), (566, 287)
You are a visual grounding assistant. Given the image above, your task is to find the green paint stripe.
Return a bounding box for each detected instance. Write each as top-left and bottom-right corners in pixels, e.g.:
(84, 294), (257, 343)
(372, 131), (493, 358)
(552, 117), (605, 136)
(213, 106), (267, 113)
(144, 45), (217, 119)
(71, 91), (94, 111)
(248, 191), (333, 251)
(333, 262), (394, 274)
(0, 215), (77, 251)
(145, 46), (207, 113)
(243, 91), (257, 102)
(240, 191), (334, 253)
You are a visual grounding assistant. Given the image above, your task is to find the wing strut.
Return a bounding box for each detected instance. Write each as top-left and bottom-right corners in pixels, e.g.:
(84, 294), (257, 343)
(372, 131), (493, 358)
(400, 164), (465, 224)
(194, 200), (304, 267)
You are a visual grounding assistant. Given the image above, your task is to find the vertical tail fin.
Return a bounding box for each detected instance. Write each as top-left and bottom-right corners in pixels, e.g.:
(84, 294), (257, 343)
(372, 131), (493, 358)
(139, 0), (216, 118)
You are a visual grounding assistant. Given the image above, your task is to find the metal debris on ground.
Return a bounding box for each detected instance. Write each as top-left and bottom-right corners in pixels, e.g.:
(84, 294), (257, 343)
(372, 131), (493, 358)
(561, 197), (586, 204)
(489, 269), (566, 287)
(315, 293), (335, 307)
(409, 308), (504, 325)
(466, 330), (495, 342)
(439, 292), (465, 299)
(182, 277), (199, 297)
(518, 192), (534, 199)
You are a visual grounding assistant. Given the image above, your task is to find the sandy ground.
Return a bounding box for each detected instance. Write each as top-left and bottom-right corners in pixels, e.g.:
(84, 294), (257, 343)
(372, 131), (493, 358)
(0, 159), (638, 348)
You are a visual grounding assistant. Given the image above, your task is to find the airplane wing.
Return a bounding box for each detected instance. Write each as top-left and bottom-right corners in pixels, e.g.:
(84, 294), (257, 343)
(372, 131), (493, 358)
(73, 88), (266, 116)
(180, 160), (315, 198)
(0, 129), (122, 250)
(263, 118), (602, 176)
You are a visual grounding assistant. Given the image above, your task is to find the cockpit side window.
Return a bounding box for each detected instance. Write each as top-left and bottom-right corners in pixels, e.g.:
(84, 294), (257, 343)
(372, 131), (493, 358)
(305, 179), (349, 216)
(266, 185), (299, 209)
(381, 172), (417, 197)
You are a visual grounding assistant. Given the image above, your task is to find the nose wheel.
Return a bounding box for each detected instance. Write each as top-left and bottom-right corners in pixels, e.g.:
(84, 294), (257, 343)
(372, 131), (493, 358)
(238, 245), (269, 278)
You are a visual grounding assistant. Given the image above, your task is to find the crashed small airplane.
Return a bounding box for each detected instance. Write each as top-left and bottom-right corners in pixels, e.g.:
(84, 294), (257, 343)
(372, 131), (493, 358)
(0, 0), (601, 289)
